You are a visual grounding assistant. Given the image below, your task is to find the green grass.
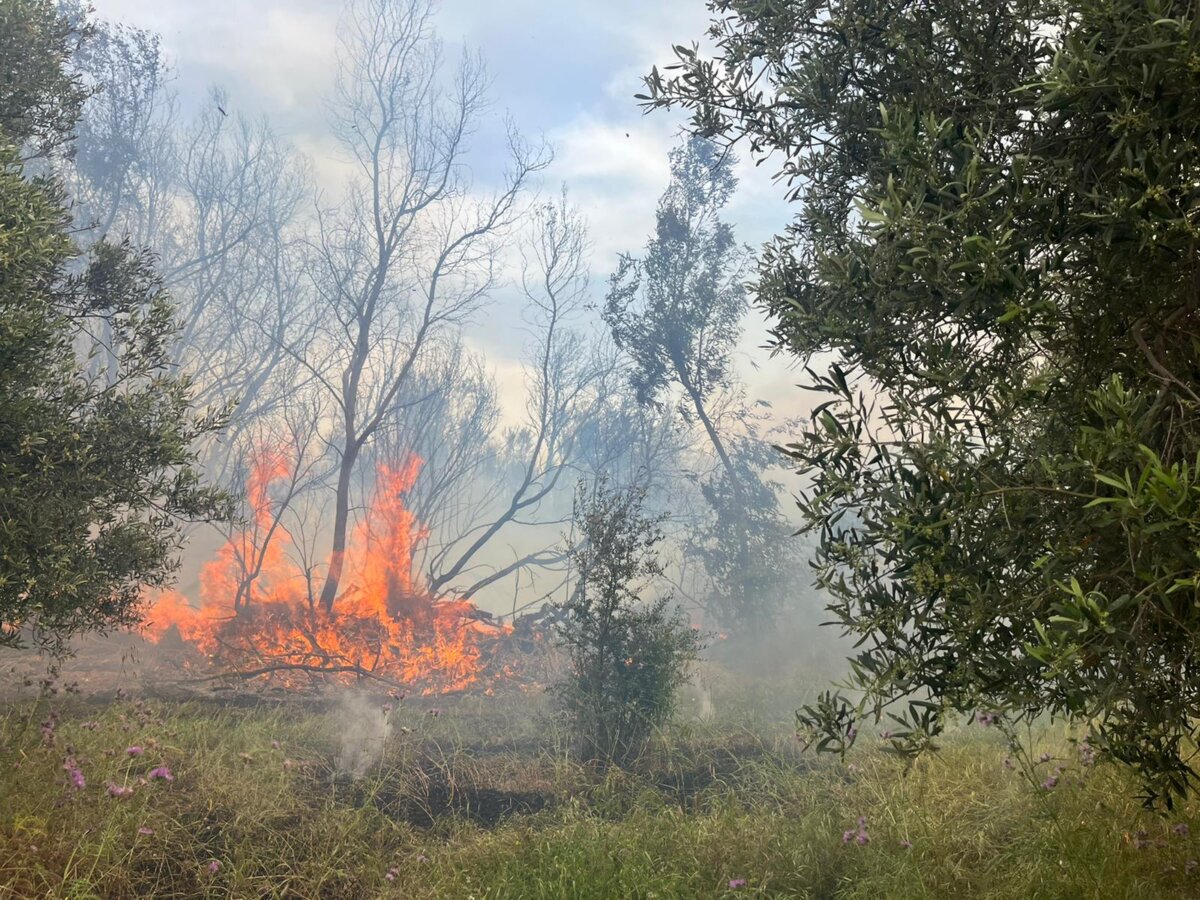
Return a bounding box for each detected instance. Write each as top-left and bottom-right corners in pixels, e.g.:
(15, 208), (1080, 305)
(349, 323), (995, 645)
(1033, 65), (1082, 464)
(1, 683), (1198, 899)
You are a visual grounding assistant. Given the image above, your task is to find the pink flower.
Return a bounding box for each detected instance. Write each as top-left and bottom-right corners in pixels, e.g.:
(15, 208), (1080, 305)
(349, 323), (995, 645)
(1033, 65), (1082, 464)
(385, 867), (399, 882)
(381, 703), (393, 715)
(137, 827), (154, 836)
(899, 840), (913, 850)
(728, 878), (747, 889)
(207, 860), (220, 875)
(1041, 776), (1058, 791)
(147, 766), (174, 782)
(106, 782), (134, 799)
(126, 746), (144, 757)
(63, 757), (85, 790)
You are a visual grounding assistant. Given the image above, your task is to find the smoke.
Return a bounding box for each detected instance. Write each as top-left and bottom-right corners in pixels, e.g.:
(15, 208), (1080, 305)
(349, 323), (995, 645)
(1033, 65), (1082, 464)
(333, 692), (392, 778)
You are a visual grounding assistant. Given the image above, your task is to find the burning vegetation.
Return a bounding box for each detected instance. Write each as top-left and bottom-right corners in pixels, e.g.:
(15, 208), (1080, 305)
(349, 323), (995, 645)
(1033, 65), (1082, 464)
(142, 451), (516, 695)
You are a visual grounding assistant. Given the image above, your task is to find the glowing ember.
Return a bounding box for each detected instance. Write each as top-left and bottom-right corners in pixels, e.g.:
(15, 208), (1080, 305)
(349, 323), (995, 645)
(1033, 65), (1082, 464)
(142, 450), (510, 693)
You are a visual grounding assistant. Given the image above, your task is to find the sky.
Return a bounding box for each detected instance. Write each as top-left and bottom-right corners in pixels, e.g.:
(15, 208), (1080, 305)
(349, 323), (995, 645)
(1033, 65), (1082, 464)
(90, 0), (807, 420)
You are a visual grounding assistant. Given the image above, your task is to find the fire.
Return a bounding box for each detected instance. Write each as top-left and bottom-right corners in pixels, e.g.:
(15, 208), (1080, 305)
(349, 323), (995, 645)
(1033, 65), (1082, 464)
(142, 449), (510, 693)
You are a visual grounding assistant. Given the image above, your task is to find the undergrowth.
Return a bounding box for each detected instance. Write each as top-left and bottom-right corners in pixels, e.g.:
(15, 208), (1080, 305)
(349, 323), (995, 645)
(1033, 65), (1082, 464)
(0, 684), (1197, 898)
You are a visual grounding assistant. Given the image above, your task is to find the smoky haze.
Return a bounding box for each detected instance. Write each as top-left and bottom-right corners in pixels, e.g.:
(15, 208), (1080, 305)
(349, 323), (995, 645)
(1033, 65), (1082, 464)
(0, 0), (850, 711)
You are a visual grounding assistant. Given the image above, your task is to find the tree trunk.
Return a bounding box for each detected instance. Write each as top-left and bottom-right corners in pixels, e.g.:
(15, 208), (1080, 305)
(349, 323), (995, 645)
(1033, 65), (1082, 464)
(319, 442), (358, 614)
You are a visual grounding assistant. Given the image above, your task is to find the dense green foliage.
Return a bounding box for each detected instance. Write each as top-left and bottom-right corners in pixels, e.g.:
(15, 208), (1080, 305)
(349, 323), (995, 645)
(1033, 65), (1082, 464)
(555, 480), (702, 765)
(0, 0), (226, 652)
(0, 0), (89, 159)
(643, 0), (1200, 805)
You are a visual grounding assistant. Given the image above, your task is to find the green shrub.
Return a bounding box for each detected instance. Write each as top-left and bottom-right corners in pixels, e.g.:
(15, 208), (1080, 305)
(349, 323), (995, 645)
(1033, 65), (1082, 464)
(555, 479), (703, 766)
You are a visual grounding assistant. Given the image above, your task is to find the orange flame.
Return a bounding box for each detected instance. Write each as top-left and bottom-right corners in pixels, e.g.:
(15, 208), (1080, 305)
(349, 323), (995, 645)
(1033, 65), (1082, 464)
(142, 449), (510, 693)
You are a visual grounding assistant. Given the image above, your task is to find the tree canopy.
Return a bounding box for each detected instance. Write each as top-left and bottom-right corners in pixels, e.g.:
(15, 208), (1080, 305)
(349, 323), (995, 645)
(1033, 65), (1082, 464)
(0, 0), (227, 654)
(643, 0), (1200, 805)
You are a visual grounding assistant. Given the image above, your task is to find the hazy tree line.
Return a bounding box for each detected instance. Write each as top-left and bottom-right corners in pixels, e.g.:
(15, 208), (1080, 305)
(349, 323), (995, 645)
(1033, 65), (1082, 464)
(1, 0), (805, 653)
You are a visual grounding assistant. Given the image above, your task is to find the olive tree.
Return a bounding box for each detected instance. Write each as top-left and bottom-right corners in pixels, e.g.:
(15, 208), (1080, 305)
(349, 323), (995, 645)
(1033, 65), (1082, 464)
(643, 0), (1200, 805)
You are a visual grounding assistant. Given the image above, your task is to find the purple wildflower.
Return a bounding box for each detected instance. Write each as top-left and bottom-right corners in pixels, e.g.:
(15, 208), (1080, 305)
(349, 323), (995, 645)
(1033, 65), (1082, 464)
(126, 746), (144, 757)
(1039, 752), (1052, 763)
(207, 861), (221, 875)
(976, 711), (998, 727)
(881, 730), (893, 740)
(899, 840), (913, 850)
(385, 867), (399, 882)
(381, 703), (393, 715)
(1078, 740), (1097, 766)
(137, 827), (154, 836)
(106, 782), (134, 799)
(147, 766), (174, 782)
(1041, 776), (1058, 791)
(728, 879), (747, 889)
(416, 854), (428, 863)
(63, 757), (85, 790)
(844, 815), (870, 846)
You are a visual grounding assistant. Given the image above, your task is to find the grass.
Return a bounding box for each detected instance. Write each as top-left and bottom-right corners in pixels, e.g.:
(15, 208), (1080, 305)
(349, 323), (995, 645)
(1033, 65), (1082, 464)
(1, 676), (1199, 899)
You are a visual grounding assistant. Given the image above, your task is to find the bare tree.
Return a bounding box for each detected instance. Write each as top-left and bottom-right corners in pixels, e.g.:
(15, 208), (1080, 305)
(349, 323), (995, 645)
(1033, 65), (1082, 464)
(422, 190), (612, 604)
(301, 0), (549, 613)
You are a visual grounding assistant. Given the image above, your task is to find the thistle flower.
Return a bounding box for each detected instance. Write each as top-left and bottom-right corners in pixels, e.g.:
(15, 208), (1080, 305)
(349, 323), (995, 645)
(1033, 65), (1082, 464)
(147, 766), (174, 782)
(385, 867), (399, 882)
(207, 860), (220, 874)
(381, 703), (393, 715)
(1041, 776), (1058, 791)
(976, 711), (998, 727)
(137, 827), (154, 836)
(106, 782), (134, 799)
(1039, 752), (1052, 763)
(728, 878), (747, 889)
(126, 746), (144, 757)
